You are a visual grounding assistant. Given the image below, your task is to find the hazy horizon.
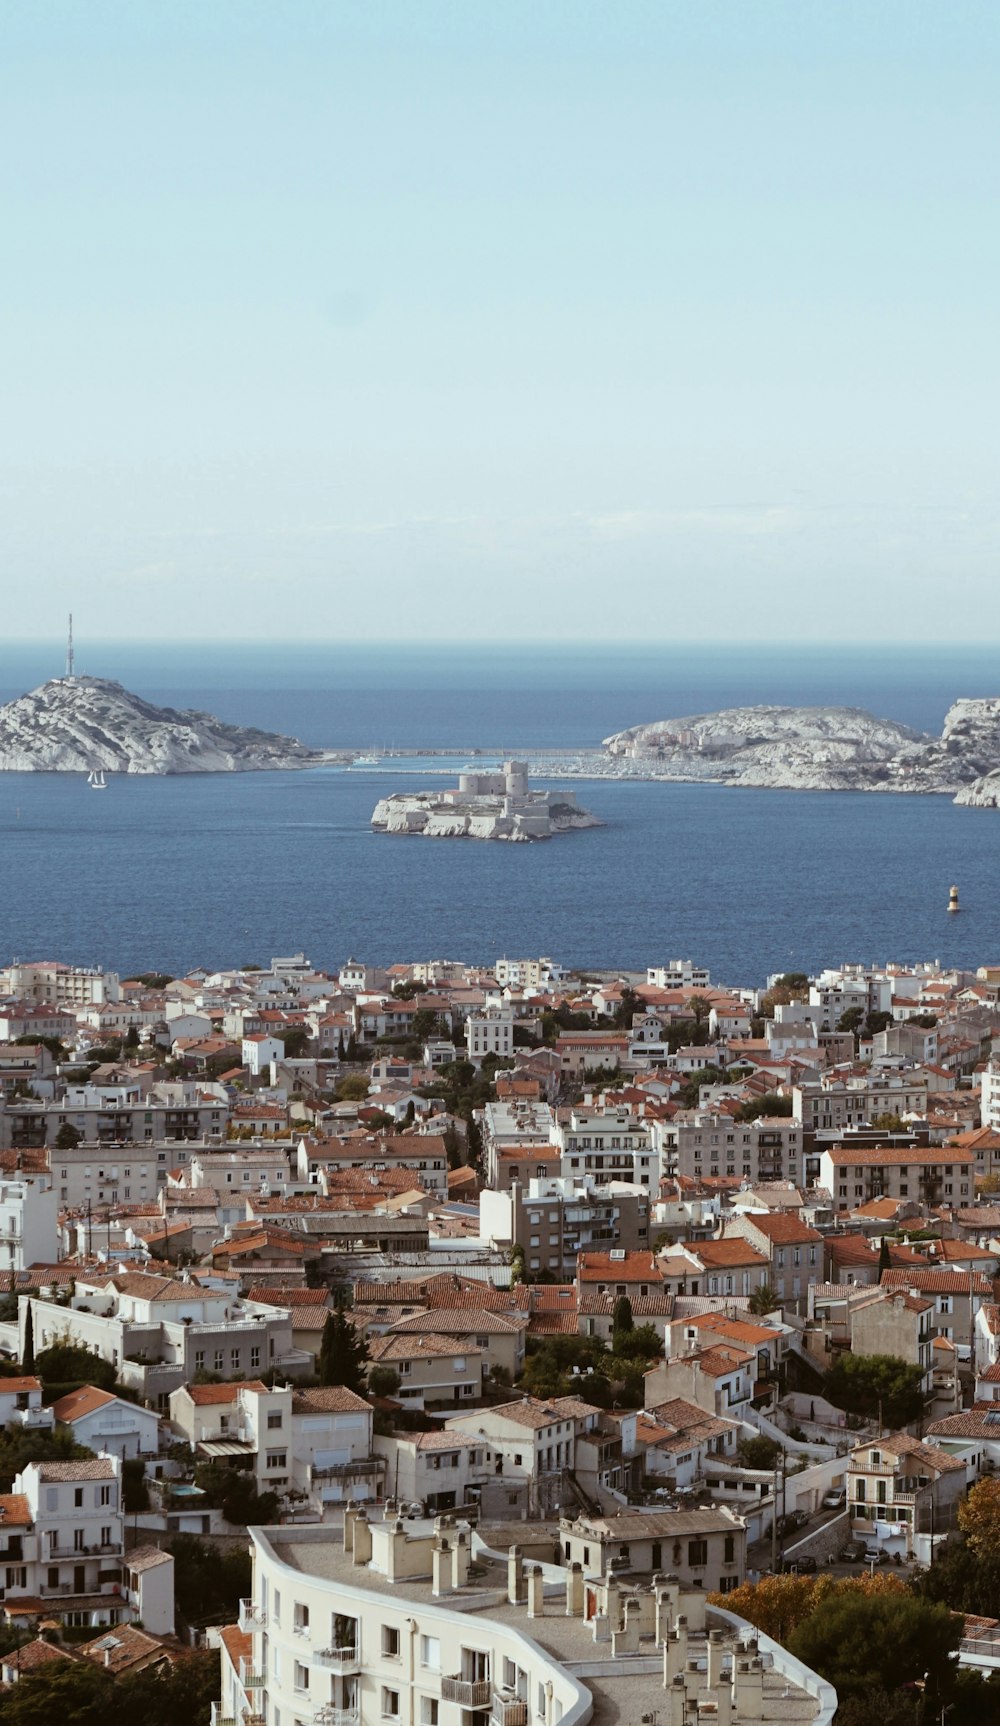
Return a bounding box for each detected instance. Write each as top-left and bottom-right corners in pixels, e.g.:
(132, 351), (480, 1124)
(5, 2), (1000, 641)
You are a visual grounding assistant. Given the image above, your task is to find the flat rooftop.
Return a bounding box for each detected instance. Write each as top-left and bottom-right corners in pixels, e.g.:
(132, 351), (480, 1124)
(261, 1518), (826, 1726)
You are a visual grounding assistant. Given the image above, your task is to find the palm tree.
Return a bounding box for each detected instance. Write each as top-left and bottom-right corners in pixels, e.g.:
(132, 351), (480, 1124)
(748, 1283), (777, 1317)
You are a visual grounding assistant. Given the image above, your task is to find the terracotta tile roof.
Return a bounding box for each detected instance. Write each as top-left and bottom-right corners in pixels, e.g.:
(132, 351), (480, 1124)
(881, 1268), (993, 1296)
(471, 1396), (582, 1431)
(686, 1343), (753, 1377)
(3, 1636), (73, 1671)
(78, 1624), (178, 1673)
(368, 1333), (472, 1362)
(826, 1145), (975, 1167)
(291, 1386), (371, 1415)
(246, 1284), (330, 1308)
(577, 1291), (674, 1318)
(577, 1251), (662, 1282)
(853, 1431), (966, 1473)
(125, 1545), (173, 1572)
(50, 1385), (119, 1422)
(387, 1309), (525, 1336)
(0, 1494), (32, 1526)
(927, 1405), (1000, 1439)
(739, 1213), (823, 1245)
(691, 1239), (769, 1270)
(0, 1378), (42, 1394)
(35, 1460), (117, 1481)
(219, 1625), (253, 1668)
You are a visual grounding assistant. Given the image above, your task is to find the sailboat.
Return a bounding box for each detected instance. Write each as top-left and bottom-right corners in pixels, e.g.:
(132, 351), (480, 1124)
(87, 769), (108, 790)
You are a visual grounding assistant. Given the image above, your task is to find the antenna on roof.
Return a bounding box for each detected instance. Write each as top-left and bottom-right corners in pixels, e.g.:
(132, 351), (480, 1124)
(66, 613), (75, 679)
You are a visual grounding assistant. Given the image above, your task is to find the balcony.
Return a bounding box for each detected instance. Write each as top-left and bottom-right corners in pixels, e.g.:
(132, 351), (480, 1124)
(313, 1647), (360, 1672)
(492, 1698), (529, 1726)
(211, 1707), (237, 1726)
(312, 1709), (360, 1726)
(442, 1677), (492, 1707)
(239, 1660), (266, 1688)
(308, 1460), (384, 1481)
(239, 1598), (266, 1631)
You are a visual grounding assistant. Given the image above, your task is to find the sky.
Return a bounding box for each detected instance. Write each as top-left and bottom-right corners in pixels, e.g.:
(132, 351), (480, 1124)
(4, 1), (1000, 644)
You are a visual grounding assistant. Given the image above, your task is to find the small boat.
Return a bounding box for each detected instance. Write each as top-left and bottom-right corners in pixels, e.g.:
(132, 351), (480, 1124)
(351, 753), (382, 768)
(87, 770), (108, 790)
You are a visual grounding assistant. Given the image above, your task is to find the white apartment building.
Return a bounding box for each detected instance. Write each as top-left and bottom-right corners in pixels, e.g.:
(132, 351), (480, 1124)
(2, 1457), (127, 1629)
(445, 1395), (599, 1519)
(374, 1432), (493, 1516)
(170, 1381), (381, 1515)
(0, 1175), (59, 1270)
(647, 961), (711, 988)
(51, 1385), (160, 1460)
(981, 1060), (1000, 1130)
(21, 1271), (311, 1408)
(493, 957), (559, 989)
(553, 1106), (656, 1187)
(465, 1008), (514, 1066)
(0, 963), (120, 1006)
(0, 1376), (52, 1433)
(226, 1511), (836, 1726)
(478, 1101), (558, 1187)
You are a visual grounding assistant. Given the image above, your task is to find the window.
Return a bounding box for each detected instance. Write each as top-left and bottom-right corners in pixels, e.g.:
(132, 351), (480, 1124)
(251, 1345), (261, 1369)
(382, 1690), (400, 1720)
(99, 1485), (111, 1506)
(231, 1349), (240, 1369)
(267, 1412), (283, 1430)
(74, 1488), (83, 1508)
(420, 1701), (439, 1726)
(688, 1539), (708, 1567)
(293, 1663), (309, 1692)
(382, 1626), (400, 1659)
(724, 1535), (735, 1564)
(294, 1602), (309, 1632)
(101, 1525), (112, 1547)
(420, 1635), (440, 1670)
(214, 1350), (224, 1372)
(74, 1529), (85, 1552)
(266, 1451), (287, 1469)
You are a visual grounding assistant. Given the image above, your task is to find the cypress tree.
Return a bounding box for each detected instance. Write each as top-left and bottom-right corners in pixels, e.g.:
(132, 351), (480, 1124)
(22, 1305), (35, 1375)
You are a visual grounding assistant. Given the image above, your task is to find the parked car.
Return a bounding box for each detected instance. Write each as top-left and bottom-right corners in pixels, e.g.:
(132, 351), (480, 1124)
(778, 1509), (809, 1535)
(790, 1555), (818, 1574)
(822, 1489), (846, 1510)
(841, 1540), (868, 1562)
(863, 1544), (889, 1564)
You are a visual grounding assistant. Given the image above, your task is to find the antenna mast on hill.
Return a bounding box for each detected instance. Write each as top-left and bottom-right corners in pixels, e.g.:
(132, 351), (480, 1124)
(66, 613), (74, 678)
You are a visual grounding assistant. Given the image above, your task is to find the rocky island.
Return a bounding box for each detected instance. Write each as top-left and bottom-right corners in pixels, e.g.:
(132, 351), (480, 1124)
(0, 676), (322, 774)
(371, 759), (602, 841)
(601, 699), (1000, 805)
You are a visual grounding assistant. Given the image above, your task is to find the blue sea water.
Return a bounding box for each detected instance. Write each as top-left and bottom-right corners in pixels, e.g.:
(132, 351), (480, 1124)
(2, 640), (1000, 982)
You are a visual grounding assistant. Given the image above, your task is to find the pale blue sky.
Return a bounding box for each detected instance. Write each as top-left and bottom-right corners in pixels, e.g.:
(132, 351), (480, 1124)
(4, 1), (1000, 642)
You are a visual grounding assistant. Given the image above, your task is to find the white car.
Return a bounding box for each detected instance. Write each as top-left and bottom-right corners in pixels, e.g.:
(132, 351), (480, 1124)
(821, 1489), (845, 1510)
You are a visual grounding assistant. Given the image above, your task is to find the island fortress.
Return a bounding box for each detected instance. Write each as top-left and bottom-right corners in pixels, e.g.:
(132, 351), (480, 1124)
(371, 760), (602, 841)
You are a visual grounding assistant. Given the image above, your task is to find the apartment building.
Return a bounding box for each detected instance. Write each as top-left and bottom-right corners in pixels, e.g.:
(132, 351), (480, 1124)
(0, 1457), (138, 1630)
(879, 1268), (992, 1353)
(0, 1175), (59, 1270)
(295, 1133), (449, 1196)
(2, 1088), (228, 1154)
(381, 1309), (526, 1382)
(21, 1271), (311, 1408)
(228, 1512), (835, 1726)
(478, 1100), (558, 1188)
(722, 1212), (823, 1309)
(847, 1433), (965, 1555)
(374, 1431), (493, 1516)
(560, 1506), (746, 1592)
(465, 1007), (514, 1066)
(367, 1333), (483, 1411)
(480, 1175), (651, 1279)
(655, 1111), (804, 1186)
(819, 1144), (974, 1213)
(445, 1395), (601, 1518)
(0, 962), (120, 1006)
(553, 1106), (657, 1186)
(51, 1386), (160, 1460)
(794, 1073), (930, 1132)
(849, 1291), (934, 1399)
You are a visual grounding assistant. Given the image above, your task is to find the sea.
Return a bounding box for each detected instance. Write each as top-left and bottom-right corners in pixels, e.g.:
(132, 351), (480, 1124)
(2, 639), (1000, 985)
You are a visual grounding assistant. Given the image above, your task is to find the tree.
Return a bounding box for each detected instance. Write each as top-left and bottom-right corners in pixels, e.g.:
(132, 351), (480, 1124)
(193, 1460), (279, 1527)
(21, 1304), (34, 1374)
(737, 1434), (781, 1470)
(823, 1351), (926, 1428)
(281, 1028), (310, 1058)
(34, 1342), (117, 1393)
(748, 1283), (777, 1317)
(124, 1024), (140, 1050)
(54, 1123), (83, 1149)
(788, 1590), (960, 1701)
(0, 1425), (94, 1494)
(335, 1073), (371, 1101)
(611, 1296), (634, 1348)
(837, 1007), (865, 1034)
(0, 1660), (113, 1726)
(735, 1093), (793, 1122)
(368, 1365), (401, 1398)
(959, 1477), (1000, 1557)
(878, 1236), (892, 1274)
(872, 1112), (906, 1132)
(318, 1307), (369, 1392)
(169, 1533), (251, 1628)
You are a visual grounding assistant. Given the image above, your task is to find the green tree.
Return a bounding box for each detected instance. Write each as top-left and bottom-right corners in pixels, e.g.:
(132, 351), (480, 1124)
(611, 1295), (634, 1347)
(124, 1025), (140, 1050)
(735, 1093), (793, 1122)
(0, 1425), (94, 1493)
(281, 1028), (310, 1058)
(34, 1342), (117, 1394)
(878, 1236), (892, 1274)
(54, 1123), (83, 1149)
(117, 1649), (221, 1726)
(788, 1590), (960, 1702)
(193, 1460), (278, 1526)
(737, 1434), (781, 1470)
(169, 1533), (251, 1628)
(318, 1307), (369, 1392)
(823, 1351), (926, 1428)
(335, 1073), (371, 1101)
(0, 1660), (112, 1726)
(748, 1283), (778, 1317)
(21, 1304), (34, 1374)
(368, 1365), (401, 1398)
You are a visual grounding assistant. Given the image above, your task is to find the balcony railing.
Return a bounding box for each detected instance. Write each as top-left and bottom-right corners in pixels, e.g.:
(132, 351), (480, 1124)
(313, 1647), (360, 1672)
(211, 1706), (237, 1726)
(492, 1698), (529, 1726)
(239, 1599), (266, 1631)
(239, 1660), (266, 1688)
(442, 1677), (492, 1707)
(312, 1709), (360, 1726)
(309, 1459), (384, 1481)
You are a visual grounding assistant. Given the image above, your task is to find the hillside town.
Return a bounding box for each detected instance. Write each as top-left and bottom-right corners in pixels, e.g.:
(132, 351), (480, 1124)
(3, 951), (1000, 1722)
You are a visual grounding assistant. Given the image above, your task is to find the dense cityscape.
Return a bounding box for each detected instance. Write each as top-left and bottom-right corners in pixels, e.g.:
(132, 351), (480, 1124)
(0, 950), (994, 1723)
